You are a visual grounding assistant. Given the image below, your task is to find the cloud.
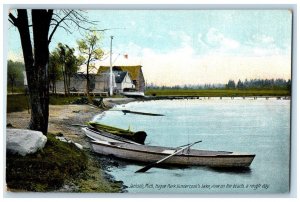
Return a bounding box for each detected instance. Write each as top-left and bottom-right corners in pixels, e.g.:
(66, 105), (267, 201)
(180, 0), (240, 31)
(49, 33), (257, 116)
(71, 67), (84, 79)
(93, 30), (291, 86)
(243, 34), (288, 57)
(168, 31), (192, 47)
(202, 28), (240, 51)
(197, 28), (289, 57)
(138, 43), (291, 86)
(252, 34), (275, 44)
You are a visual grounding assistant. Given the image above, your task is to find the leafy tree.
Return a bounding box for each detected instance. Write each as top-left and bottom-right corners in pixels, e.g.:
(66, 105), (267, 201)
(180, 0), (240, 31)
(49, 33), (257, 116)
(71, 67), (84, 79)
(52, 43), (80, 95)
(237, 79), (244, 89)
(64, 46), (80, 93)
(77, 31), (104, 94)
(49, 51), (62, 93)
(50, 43), (86, 94)
(9, 9), (105, 134)
(7, 60), (24, 93)
(226, 80), (236, 89)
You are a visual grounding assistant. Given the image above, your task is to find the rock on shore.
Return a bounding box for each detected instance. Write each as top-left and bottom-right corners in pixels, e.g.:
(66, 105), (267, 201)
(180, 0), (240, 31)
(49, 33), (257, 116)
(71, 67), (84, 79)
(6, 129), (47, 156)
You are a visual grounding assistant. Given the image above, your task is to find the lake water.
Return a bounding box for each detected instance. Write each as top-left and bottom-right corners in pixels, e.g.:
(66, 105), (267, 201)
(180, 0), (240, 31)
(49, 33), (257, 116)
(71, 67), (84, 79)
(93, 98), (290, 193)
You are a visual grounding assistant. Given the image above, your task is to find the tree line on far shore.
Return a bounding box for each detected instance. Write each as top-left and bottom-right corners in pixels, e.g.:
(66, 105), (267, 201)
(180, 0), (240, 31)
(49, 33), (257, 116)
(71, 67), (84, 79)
(9, 59), (291, 94)
(146, 78), (291, 91)
(226, 78), (291, 90)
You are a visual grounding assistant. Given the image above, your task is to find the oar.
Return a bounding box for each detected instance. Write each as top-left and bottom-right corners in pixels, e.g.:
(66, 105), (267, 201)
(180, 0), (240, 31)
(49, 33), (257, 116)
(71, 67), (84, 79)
(135, 140), (202, 173)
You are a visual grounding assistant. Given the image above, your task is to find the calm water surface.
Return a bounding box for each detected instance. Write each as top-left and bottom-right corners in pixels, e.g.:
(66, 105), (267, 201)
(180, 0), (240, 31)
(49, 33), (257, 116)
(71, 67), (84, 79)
(93, 98), (290, 193)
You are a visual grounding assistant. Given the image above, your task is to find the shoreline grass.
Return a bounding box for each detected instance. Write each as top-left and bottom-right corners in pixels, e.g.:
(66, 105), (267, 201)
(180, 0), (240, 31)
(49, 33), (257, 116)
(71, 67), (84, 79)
(7, 89), (290, 113)
(145, 89), (291, 97)
(6, 133), (88, 192)
(6, 95), (83, 113)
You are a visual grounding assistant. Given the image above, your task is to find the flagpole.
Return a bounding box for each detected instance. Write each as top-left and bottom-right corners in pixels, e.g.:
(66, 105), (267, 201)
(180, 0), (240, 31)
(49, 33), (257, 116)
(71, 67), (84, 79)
(109, 36), (114, 96)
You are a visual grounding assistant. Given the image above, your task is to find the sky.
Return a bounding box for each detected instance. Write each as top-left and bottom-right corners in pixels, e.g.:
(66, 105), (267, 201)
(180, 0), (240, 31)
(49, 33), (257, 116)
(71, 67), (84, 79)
(8, 10), (292, 86)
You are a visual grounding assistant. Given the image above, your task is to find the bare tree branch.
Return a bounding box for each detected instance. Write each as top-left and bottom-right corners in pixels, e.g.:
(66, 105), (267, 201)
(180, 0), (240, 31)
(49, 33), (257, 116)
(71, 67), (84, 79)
(59, 18), (110, 32)
(51, 18), (59, 24)
(8, 13), (18, 26)
(48, 10), (73, 44)
(8, 18), (15, 25)
(57, 25), (73, 35)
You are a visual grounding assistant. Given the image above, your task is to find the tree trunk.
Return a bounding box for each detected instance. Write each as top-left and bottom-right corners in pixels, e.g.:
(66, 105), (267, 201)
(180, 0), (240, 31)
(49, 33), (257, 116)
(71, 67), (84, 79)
(62, 68), (67, 95)
(67, 73), (71, 94)
(11, 81), (14, 94)
(15, 9), (52, 134)
(86, 54), (91, 95)
(31, 10), (51, 134)
(10, 78), (14, 93)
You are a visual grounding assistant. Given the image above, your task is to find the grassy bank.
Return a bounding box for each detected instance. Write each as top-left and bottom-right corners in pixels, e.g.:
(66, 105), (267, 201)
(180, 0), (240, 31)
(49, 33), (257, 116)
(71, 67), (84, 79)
(145, 89), (291, 97)
(6, 133), (123, 192)
(6, 133), (88, 191)
(6, 95), (83, 113)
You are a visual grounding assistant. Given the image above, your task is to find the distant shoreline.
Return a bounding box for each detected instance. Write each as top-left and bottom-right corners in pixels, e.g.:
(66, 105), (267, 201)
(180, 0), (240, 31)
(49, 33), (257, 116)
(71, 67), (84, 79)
(139, 95), (291, 103)
(145, 89), (290, 98)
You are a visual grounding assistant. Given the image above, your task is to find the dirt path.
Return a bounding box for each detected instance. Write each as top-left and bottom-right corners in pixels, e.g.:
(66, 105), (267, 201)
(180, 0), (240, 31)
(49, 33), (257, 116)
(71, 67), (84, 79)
(7, 104), (102, 148)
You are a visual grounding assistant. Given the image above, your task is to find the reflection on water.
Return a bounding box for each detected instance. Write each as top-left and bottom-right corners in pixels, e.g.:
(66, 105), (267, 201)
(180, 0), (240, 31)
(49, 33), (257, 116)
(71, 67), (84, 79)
(207, 167), (252, 175)
(94, 99), (290, 193)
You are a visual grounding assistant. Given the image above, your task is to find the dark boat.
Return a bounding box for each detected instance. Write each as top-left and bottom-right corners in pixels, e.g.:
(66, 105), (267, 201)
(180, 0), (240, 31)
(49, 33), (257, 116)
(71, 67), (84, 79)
(83, 122), (147, 144)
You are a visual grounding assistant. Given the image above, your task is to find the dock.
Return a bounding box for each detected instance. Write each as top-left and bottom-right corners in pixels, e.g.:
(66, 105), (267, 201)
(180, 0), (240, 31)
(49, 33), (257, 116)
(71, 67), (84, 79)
(49, 91), (109, 97)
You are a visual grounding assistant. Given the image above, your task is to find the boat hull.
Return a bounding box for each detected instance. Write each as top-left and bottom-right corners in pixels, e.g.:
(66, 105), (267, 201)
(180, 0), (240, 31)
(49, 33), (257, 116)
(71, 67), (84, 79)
(86, 123), (147, 144)
(121, 92), (145, 98)
(82, 127), (141, 145)
(91, 141), (255, 167)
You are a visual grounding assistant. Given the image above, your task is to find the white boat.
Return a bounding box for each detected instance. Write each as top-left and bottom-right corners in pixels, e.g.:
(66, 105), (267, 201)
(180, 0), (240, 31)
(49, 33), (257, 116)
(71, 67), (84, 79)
(121, 88), (145, 98)
(90, 140), (255, 168)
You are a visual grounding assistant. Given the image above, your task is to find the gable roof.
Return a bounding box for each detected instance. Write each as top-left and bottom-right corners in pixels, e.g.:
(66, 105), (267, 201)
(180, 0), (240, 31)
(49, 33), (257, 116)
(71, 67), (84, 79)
(114, 71), (128, 83)
(98, 65), (142, 81)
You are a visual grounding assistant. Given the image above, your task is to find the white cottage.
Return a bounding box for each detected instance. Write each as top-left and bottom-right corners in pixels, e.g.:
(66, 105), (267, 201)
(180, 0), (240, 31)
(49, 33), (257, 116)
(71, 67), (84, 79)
(97, 70), (134, 93)
(113, 71), (135, 93)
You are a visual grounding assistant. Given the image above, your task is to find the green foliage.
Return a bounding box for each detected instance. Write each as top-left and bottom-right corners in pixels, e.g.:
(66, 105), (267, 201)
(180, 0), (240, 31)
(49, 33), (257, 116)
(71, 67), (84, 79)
(6, 133), (88, 191)
(7, 94), (29, 113)
(237, 79), (244, 89)
(77, 31), (104, 60)
(77, 55), (86, 66)
(93, 49), (104, 60)
(49, 95), (82, 105)
(50, 43), (82, 94)
(77, 31), (104, 93)
(7, 60), (25, 93)
(226, 80), (236, 89)
(77, 33), (103, 63)
(49, 51), (63, 81)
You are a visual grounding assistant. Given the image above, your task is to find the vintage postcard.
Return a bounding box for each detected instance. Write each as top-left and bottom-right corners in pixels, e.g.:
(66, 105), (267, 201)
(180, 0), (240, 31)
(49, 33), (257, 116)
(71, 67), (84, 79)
(6, 8), (292, 195)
